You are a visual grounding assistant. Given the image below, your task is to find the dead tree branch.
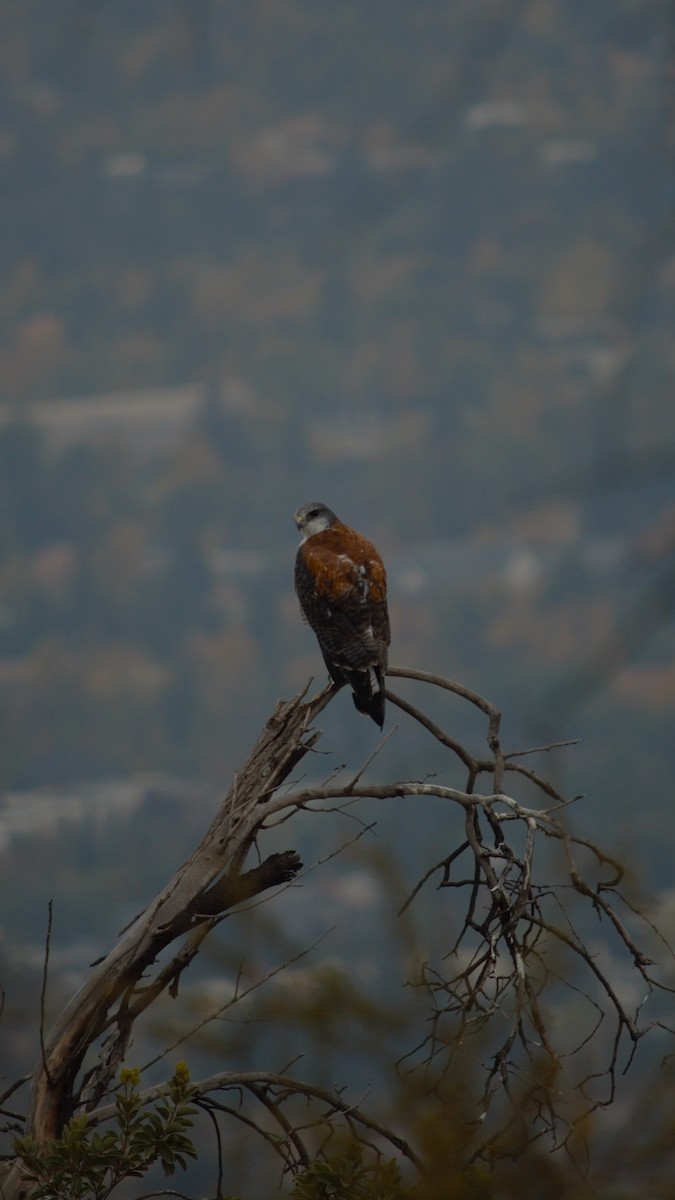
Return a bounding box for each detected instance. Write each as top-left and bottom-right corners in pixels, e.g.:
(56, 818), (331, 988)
(2, 666), (673, 1194)
(2, 684), (332, 1194)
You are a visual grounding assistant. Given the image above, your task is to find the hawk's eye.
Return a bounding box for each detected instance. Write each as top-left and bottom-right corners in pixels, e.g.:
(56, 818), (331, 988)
(307, 507), (321, 520)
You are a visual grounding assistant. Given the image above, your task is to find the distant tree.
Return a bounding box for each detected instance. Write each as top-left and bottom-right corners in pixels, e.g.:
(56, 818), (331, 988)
(1, 667), (673, 1198)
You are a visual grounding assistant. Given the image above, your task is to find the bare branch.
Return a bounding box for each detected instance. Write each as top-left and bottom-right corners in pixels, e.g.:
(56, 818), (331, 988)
(88, 1070), (425, 1174)
(38, 903), (54, 1091)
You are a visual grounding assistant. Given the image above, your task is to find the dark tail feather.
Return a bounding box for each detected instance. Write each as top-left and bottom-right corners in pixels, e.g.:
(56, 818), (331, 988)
(350, 668), (386, 729)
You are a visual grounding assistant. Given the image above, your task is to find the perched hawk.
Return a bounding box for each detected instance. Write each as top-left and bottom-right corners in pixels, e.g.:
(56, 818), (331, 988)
(294, 501), (390, 728)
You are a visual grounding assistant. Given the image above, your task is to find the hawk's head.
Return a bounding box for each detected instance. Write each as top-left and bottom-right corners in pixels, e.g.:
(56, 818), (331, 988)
(294, 501), (337, 540)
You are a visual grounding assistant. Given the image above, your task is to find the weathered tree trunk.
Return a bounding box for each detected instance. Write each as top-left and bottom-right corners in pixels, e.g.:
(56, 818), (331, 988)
(1, 686), (330, 1199)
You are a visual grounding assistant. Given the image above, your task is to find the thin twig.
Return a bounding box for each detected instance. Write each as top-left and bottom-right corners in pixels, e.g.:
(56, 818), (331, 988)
(39, 902), (54, 1089)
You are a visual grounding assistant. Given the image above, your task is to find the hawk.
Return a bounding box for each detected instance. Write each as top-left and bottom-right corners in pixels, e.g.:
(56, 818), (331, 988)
(294, 501), (390, 728)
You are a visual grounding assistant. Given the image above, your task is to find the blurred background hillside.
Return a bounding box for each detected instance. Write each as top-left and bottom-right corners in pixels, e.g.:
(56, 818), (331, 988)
(2, 0), (675, 1139)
